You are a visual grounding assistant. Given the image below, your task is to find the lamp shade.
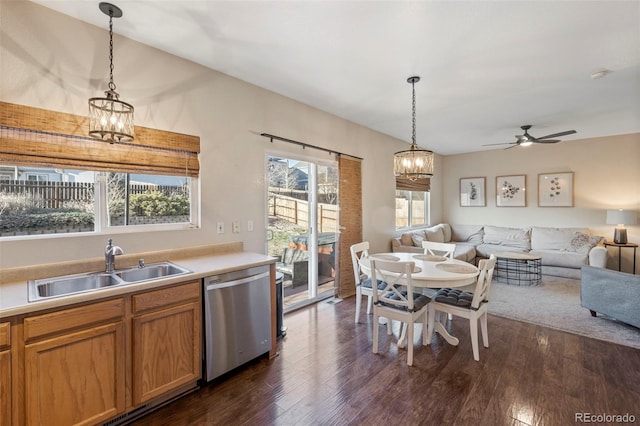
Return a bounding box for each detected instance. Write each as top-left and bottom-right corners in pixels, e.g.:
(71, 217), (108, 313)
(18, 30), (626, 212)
(606, 209), (638, 226)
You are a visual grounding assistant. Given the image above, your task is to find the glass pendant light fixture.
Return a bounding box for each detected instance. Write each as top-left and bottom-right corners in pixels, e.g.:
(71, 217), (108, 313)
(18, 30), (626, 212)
(393, 76), (434, 180)
(88, 2), (134, 143)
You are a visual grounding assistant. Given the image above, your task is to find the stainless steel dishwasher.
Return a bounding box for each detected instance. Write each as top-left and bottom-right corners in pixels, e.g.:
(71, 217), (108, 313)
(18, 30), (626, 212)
(203, 265), (272, 382)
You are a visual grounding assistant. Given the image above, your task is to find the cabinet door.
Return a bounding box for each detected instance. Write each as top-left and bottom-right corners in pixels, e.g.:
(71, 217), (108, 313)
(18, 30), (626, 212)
(132, 301), (201, 405)
(24, 322), (125, 426)
(0, 350), (10, 426)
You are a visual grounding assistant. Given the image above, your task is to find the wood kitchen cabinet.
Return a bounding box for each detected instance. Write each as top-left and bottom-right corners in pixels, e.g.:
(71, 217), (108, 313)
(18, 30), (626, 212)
(6, 279), (202, 425)
(22, 299), (126, 426)
(131, 281), (201, 405)
(1, 322), (11, 426)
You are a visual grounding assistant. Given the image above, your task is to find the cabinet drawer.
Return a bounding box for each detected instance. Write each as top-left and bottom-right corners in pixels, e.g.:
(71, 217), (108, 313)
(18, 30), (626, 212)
(24, 298), (124, 341)
(132, 281), (200, 313)
(0, 322), (9, 348)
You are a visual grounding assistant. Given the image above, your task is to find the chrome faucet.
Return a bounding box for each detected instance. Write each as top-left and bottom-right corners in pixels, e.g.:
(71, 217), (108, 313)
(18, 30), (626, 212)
(105, 238), (124, 273)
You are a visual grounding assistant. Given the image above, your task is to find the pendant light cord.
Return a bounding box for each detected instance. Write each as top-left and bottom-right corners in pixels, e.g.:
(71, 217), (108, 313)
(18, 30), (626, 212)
(108, 11), (116, 92)
(411, 79), (417, 146)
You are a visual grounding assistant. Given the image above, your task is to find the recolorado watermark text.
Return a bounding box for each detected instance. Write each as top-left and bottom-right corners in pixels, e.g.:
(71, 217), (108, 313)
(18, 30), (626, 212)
(575, 412), (636, 423)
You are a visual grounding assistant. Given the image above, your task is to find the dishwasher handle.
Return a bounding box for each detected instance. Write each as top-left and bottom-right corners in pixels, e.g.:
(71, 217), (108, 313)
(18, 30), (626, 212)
(205, 270), (271, 291)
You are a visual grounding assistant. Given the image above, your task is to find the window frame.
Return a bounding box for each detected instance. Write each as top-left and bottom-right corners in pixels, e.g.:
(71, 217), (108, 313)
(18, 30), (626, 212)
(101, 171), (200, 235)
(395, 189), (430, 230)
(0, 167), (200, 241)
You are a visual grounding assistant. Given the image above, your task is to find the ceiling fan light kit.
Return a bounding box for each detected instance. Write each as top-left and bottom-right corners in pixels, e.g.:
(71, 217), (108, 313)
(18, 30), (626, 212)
(484, 124), (577, 149)
(88, 2), (135, 143)
(394, 76), (434, 180)
(591, 69), (612, 79)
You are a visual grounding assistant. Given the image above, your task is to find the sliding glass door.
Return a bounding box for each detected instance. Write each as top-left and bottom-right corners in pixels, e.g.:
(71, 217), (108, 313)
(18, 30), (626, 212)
(267, 155), (338, 311)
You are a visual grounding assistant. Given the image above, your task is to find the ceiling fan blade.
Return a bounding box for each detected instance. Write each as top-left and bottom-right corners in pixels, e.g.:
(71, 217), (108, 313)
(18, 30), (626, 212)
(534, 139), (561, 144)
(534, 130), (577, 140)
(504, 144), (519, 150)
(483, 142), (516, 146)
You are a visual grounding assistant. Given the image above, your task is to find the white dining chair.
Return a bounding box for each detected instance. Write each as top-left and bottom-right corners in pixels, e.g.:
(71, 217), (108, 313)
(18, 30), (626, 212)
(421, 241), (456, 259)
(350, 242), (388, 324)
(369, 258), (430, 366)
(421, 240), (456, 320)
(426, 254), (497, 361)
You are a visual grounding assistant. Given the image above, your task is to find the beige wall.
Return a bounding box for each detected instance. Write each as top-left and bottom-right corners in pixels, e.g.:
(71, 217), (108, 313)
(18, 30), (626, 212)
(442, 133), (640, 271)
(1, 1), (432, 269)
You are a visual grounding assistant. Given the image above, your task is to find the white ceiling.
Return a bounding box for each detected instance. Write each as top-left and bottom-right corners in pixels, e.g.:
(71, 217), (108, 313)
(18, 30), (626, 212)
(32, 0), (640, 155)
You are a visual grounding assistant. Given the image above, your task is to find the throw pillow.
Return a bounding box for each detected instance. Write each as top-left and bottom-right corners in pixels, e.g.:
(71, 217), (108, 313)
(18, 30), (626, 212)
(400, 233), (415, 246)
(425, 227), (445, 243)
(411, 231), (427, 247)
(570, 232), (603, 254)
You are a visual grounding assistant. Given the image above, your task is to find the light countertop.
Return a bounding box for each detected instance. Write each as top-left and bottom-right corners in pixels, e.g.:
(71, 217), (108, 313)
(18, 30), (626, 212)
(1, 249), (275, 318)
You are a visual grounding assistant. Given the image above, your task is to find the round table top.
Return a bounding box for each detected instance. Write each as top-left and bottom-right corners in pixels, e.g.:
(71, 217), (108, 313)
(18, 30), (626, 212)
(360, 252), (479, 288)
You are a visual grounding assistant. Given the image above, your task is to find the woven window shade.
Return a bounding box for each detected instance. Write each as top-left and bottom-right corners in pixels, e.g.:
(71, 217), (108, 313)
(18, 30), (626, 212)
(0, 101), (200, 176)
(396, 177), (430, 192)
(337, 155), (363, 299)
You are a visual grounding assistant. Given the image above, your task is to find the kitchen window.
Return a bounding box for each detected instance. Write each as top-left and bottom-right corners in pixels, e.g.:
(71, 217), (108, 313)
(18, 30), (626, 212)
(0, 165), (197, 238)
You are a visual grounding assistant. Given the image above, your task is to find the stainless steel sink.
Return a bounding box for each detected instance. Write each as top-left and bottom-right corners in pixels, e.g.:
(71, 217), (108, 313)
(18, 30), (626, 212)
(29, 272), (125, 301)
(114, 262), (191, 283)
(28, 261), (191, 302)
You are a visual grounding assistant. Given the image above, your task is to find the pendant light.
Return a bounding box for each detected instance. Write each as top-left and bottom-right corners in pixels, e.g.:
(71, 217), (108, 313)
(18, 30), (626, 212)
(393, 76), (434, 180)
(88, 2), (134, 143)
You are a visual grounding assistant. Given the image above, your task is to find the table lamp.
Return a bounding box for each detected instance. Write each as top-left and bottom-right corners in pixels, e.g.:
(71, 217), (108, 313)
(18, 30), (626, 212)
(606, 209), (637, 244)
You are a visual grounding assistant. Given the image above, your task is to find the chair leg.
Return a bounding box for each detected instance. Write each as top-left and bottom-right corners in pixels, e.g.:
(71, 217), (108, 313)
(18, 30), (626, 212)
(470, 317), (480, 361)
(372, 310), (379, 354)
(480, 312), (489, 348)
(406, 321), (414, 366)
(354, 288), (362, 323)
(366, 295), (373, 315)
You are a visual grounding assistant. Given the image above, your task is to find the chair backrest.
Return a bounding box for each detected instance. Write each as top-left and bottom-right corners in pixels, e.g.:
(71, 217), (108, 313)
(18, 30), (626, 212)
(350, 242), (370, 286)
(422, 241), (456, 259)
(470, 254), (497, 309)
(369, 258), (417, 310)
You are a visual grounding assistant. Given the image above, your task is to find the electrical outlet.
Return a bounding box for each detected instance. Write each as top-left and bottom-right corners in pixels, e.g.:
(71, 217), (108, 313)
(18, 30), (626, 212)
(217, 222), (224, 234)
(232, 221), (240, 233)
(247, 220), (254, 232)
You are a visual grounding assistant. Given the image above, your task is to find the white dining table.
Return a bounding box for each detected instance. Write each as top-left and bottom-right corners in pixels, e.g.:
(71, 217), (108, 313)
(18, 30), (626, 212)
(359, 252), (480, 347)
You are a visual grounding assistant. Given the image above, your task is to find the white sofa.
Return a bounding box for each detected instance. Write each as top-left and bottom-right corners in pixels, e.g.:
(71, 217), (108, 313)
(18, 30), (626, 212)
(391, 223), (478, 263)
(392, 223), (607, 279)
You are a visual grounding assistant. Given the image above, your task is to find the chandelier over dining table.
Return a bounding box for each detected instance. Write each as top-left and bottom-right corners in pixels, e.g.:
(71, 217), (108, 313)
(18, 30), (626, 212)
(393, 76), (434, 180)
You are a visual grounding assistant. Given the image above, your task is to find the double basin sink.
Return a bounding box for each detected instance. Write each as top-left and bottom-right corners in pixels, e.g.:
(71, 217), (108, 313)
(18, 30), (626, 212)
(28, 261), (191, 302)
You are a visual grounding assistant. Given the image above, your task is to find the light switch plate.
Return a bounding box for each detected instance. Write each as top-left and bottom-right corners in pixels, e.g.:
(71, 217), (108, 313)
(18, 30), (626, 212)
(232, 221), (240, 233)
(217, 222), (224, 234)
(247, 220), (254, 232)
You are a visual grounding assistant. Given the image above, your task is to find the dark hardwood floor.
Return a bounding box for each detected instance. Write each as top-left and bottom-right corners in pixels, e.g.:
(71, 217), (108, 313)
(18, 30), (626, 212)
(133, 297), (640, 425)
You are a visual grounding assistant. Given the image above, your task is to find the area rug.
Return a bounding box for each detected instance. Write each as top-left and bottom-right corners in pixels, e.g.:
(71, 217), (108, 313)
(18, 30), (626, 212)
(488, 276), (640, 349)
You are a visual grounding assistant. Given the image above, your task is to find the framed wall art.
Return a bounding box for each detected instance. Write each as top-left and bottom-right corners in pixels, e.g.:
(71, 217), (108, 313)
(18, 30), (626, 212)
(496, 175), (526, 207)
(460, 177), (486, 206)
(538, 172), (574, 207)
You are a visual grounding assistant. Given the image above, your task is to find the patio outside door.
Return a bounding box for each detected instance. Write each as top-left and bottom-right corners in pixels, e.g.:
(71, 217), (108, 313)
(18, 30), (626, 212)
(267, 155), (338, 311)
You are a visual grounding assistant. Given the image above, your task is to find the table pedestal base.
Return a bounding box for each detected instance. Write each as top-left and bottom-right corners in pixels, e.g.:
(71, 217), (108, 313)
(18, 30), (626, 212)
(396, 313), (459, 348)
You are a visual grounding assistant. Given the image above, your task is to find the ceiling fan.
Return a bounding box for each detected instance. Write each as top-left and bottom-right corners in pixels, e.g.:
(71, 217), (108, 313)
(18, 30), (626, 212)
(484, 125), (577, 149)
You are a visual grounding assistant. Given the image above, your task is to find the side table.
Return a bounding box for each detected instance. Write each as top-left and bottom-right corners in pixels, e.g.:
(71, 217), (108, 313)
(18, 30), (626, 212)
(493, 251), (542, 286)
(604, 242), (637, 274)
